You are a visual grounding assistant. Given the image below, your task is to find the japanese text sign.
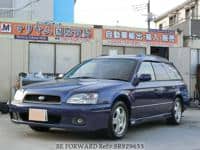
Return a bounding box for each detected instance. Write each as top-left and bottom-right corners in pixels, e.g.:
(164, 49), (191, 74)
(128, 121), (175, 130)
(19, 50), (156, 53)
(0, 22), (94, 41)
(103, 29), (178, 47)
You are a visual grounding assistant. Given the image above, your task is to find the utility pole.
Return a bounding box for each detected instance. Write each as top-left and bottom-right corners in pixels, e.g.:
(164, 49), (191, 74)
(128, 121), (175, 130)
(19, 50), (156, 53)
(147, 0), (150, 31)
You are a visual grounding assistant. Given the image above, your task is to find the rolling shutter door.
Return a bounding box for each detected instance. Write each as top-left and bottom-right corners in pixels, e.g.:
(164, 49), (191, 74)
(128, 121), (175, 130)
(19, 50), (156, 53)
(29, 43), (54, 73)
(102, 46), (124, 55)
(56, 44), (80, 73)
(125, 47), (146, 55)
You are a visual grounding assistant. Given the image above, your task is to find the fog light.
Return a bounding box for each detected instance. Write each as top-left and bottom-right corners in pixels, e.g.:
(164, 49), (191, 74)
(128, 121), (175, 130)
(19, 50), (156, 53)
(77, 118), (84, 124)
(72, 117), (86, 125)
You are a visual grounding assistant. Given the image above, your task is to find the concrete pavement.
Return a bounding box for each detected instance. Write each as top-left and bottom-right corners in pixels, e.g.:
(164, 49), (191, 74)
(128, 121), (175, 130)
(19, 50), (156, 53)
(0, 109), (200, 150)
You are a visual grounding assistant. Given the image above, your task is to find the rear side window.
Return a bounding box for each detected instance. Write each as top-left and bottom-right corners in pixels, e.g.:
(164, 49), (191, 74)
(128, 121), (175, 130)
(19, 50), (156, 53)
(152, 62), (170, 80)
(137, 62), (155, 80)
(163, 63), (182, 80)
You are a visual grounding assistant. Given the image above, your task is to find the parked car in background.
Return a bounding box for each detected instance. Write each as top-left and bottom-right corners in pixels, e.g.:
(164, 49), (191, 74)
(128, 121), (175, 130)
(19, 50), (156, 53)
(18, 72), (54, 87)
(9, 55), (189, 139)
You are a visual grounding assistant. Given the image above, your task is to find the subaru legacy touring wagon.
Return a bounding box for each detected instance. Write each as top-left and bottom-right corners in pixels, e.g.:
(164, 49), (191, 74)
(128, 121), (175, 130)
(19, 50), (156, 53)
(10, 55), (189, 139)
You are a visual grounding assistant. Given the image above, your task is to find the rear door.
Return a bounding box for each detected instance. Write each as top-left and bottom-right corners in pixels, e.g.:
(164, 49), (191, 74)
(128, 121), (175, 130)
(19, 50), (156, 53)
(151, 62), (175, 114)
(162, 63), (183, 112)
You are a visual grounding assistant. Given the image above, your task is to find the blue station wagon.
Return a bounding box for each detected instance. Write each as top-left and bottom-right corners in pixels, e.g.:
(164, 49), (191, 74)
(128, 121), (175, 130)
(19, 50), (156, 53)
(10, 55), (189, 139)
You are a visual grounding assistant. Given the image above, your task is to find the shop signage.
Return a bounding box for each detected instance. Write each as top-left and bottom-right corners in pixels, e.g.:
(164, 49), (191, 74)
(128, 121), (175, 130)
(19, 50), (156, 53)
(14, 35), (48, 41)
(0, 23), (12, 33)
(149, 29), (175, 34)
(102, 29), (178, 47)
(0, 22), (94, 41)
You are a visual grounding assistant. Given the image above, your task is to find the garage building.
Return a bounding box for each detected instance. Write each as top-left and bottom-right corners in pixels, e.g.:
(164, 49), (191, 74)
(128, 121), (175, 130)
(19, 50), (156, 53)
(0, 20), (182, 103)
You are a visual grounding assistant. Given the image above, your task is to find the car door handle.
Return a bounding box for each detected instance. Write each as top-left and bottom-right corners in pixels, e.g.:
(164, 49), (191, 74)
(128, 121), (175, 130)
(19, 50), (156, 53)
(154, 89), (162, 93)
(154, 88), (165, 94)
(171, 86), (176, 89)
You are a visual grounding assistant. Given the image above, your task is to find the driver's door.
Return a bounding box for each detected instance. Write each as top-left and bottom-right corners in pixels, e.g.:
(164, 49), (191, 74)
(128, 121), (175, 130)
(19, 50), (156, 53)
(131, 61), (162, 120)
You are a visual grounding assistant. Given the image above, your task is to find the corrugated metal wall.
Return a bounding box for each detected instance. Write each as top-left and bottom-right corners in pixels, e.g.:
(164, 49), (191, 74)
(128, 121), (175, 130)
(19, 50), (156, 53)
(0, 39), (28, 101)
(169, 47), (193, 97)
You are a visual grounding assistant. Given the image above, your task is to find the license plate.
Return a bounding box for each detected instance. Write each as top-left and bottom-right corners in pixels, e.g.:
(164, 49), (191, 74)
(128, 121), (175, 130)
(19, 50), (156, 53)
(29, 109), (48, 122)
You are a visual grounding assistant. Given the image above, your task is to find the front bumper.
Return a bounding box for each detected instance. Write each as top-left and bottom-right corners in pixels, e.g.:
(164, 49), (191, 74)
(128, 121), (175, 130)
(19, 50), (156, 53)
(9, 103), (111, 131)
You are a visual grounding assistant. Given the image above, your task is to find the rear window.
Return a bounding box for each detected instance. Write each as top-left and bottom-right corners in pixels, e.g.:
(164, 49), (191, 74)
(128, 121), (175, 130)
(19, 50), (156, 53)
(163, 63), (182, 80)
(152, 62), (170, 80)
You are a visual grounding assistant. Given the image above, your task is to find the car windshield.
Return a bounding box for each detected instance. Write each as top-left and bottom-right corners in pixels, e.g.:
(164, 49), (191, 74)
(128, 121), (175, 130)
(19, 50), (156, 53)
(64, 58), (137, 81)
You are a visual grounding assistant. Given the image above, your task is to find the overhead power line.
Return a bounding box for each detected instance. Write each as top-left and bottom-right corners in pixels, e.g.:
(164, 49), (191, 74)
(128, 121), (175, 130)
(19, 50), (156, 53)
(132, 0), (156, 31)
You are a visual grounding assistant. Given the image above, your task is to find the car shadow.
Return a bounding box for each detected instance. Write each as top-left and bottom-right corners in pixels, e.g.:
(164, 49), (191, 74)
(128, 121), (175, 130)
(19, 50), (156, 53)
(24, 119), (175, 141)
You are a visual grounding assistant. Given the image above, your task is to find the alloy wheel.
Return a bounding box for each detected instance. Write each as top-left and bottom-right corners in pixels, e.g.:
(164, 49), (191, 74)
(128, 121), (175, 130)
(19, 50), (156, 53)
(174, 100), (182, 123)
(112, 106), (127, 136)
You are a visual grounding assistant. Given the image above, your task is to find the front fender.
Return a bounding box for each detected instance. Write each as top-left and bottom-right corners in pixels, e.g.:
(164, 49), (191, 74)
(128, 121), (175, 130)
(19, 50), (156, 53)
(111, 90), (133, 106)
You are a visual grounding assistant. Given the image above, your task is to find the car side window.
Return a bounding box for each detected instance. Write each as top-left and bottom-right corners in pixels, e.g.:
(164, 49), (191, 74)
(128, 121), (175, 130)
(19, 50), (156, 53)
(163, 63), (182, 80)
(137, 62), (155, 80)
(152, 62), (170, 80)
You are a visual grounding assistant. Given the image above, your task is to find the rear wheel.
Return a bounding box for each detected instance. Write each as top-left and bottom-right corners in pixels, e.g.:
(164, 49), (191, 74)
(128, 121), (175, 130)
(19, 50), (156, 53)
(29, 126), (50, 132)
(107, 101), (129, 139)
(167, 98), (182, 125)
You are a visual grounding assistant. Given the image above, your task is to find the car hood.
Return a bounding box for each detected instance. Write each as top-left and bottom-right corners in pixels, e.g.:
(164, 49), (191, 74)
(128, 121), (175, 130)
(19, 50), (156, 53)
(23, 79), (128, 96)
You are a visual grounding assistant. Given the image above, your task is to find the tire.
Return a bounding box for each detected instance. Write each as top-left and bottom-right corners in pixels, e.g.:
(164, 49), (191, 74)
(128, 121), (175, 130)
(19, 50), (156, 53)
(107, 101), (129, 139)
(30, 126), (50, 132)
(0, 103), (9, 114)
(167, 98), (182, 125)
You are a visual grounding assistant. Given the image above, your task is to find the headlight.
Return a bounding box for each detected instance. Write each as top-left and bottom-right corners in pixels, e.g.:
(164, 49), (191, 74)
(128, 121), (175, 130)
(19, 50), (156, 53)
(67, 93), (98, 104)
(13, 89), (25, 104)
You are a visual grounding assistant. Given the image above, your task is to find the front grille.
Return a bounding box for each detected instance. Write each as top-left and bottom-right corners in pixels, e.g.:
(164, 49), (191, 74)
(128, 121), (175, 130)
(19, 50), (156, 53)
(24, 95), (61, 104)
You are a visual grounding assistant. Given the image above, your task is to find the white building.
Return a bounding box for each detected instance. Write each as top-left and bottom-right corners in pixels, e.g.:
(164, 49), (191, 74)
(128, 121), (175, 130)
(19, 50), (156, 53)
(155, 0), (200, 100)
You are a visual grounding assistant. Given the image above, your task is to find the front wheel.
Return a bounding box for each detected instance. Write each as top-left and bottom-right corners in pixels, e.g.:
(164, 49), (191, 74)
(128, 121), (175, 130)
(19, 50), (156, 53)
(107, 101), (129, 139)
(167, 98), (182, 125)
(29, 126), (50, 132)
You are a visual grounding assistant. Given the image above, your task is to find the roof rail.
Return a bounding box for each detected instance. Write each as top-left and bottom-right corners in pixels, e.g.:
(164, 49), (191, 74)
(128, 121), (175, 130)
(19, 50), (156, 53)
(136, 54), (145, 57)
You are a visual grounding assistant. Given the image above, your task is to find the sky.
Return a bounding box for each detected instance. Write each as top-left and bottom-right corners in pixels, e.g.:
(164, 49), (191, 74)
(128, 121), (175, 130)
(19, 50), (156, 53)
(74, 0), (186, 28)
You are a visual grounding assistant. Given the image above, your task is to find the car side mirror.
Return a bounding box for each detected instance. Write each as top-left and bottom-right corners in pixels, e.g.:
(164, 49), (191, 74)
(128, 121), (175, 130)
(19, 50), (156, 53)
(133, 74), (151, 86)
(139, 74), (152, 82)
(19, 72), (27, 78)
(55, 73), (64, 79)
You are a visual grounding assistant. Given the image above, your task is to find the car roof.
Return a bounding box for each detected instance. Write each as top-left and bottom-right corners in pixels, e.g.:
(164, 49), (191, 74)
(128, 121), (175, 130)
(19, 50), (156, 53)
(97, 54), (170, 63)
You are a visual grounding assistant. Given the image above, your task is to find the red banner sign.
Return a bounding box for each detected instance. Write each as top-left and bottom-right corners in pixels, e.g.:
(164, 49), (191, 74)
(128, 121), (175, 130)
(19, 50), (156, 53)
(0, 22), (94, 41)
(102, 29), (178, 47)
